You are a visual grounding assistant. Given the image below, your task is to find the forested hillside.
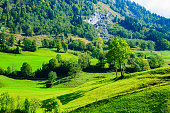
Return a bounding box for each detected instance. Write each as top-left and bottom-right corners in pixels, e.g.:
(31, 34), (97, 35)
(0, 0), (97, 40)
(0, 0), (170, 50)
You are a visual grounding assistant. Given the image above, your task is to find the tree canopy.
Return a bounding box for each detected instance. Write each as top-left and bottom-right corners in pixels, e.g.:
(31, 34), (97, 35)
(107, 37), (131, 78)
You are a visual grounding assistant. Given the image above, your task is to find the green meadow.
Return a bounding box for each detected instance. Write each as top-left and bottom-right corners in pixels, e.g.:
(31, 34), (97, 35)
(72, 85), (170, 113)
(0, 66), (169, 112)
(0, 49), (169, 112)
(132, 50), (170, 64)
(0, 50), (169, 72)
(0, 49), (78, 71)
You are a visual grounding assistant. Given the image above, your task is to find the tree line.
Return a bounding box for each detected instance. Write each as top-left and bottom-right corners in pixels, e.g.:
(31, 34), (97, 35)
(0, 30), (37, 53)
(0, 92), (63, 113)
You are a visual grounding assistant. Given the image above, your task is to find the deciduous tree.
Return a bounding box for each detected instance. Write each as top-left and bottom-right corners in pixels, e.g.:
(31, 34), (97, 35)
(107, 37), (131, 78)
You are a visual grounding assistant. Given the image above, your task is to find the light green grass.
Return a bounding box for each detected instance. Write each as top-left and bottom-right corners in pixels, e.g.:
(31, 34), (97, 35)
(0, 75), (72, 100)
(0, 67), (169, 112)
(57, 67), (169, 110)
(132, 50), (170, 65)
(0, 50), (78, 71)
(72, 85), (170, 113)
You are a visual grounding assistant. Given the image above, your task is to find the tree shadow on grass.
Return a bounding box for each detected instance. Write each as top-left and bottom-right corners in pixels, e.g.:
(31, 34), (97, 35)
(0, 83), (3, 88)
(37, 81), (48, 88)
(57, 91), (84, 105)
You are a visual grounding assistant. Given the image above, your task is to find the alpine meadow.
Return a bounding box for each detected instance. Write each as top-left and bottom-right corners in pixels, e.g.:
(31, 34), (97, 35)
(0, 0), (169, 113)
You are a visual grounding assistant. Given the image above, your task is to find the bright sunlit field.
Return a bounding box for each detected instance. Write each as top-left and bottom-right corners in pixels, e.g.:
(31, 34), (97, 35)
(0, 49), (78, 71)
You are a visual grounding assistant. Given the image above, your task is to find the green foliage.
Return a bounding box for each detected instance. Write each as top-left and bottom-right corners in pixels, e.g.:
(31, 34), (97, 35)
(0, 67), (5, 75)
(56, 54), (62, 63)
(0, 31), (21, 54)
(24, 98), (30, 113)
(8, 34), (15, 46)
(15, 46), (21, 54)
(140, 42), (148, 51)
(68, 61), (82, 78)
(0, 66), (169, 112)
(0, 92), (41, 113)
(108, 24), (132, 39)
(25, 28), (34, 37)
(0, 0), (97, 40)
(48, 71), (57, 84)
(23, 38), (37, 52)
(97, 51), (106, 68)
(78, 52), (91, 69)
(41, 97), (63, 113)
(148, 55), (164, 69)
(107, 37), (131, 78)
(6, 66), (11, 76)
(134, 57), (150, 71)
(62, 41), (68, 53)
(57, 41), (62, 52)
(92, 48), (100, 58)
(147, 41), (155, 51)
(49, 58), (58, 70)
(35, 56), (81, 79)
(0, 92), (14, 112)
(21, 62), (32, 78)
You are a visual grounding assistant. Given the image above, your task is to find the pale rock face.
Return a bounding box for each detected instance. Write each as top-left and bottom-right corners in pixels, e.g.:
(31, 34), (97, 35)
(84, 12), (112, 40)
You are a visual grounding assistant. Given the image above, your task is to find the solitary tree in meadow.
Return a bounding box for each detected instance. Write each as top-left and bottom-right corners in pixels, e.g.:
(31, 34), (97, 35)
(107, 37), (131, 78)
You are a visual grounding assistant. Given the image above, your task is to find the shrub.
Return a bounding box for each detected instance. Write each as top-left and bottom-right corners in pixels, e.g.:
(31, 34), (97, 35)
(48, 71), (57, 84)
(0, 67), (5, 75)
(21, 62), (32, 78)
(24, 99), (30, 113)
(78, 52), (91, 69)
(0, 92), (14, 112)
(134, 57), (150, 71)
(41, 98), (63, 113)
(148, 55), (164, 69)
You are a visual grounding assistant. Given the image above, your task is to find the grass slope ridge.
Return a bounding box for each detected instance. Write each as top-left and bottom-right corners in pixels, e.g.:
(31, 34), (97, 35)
(59, 67), (170, 111)
(71, 85), (170, 113)
(0, 66), (169, 112)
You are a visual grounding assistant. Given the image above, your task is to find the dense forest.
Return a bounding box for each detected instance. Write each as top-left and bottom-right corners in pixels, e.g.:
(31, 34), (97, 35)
(0, 0), (97, 40)
(0, 0), (169, 51)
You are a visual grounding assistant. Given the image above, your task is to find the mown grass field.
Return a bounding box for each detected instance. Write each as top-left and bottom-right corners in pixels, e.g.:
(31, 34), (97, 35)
(0, 66), (169, 112)
(72, 85), (170, 113)
(0, 49), (79, 71)
(0, 49), (101, 71)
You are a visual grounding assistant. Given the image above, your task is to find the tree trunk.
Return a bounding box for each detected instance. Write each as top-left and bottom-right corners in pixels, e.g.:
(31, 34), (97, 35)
(120, 62), (124, 79)
(116, 68), (117, 78)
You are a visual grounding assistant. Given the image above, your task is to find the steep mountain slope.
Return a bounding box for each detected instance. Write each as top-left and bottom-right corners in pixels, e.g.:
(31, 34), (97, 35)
(85, 0), (170, 50)
(0, 0), (97, 40)
(0, 0), (169, 50)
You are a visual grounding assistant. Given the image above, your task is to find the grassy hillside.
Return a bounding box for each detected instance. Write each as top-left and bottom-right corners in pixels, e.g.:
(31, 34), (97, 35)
(132, 50), (170, 65)
(72, 85), (170, 113)
(94, 2), (124, 19)
(0, 49), (169, 72)
(0, 49), (78, 71)
(0, 66), (169, 112)
(0, 75), (72, 100)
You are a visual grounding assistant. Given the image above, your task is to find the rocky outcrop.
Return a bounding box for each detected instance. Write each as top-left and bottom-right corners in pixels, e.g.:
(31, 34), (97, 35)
(84, 12), (112, 40)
